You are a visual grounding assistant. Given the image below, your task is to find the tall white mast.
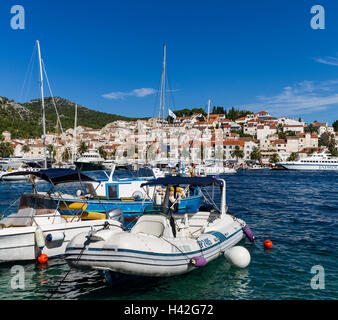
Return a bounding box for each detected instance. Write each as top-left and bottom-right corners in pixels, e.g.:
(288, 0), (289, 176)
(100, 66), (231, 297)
(207, 98), (211, 129)
(72, 104), (78, 164)
(36, 40), (47, 169)
(160, 44), (166, 128)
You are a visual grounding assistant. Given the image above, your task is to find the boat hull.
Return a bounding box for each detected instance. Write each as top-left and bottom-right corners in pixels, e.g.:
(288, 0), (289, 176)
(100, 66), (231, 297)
(279, 163), (338, 170)
(0, 220), (121, 263)
(0, 175), (30, 181)
(65, 216), (245, 277)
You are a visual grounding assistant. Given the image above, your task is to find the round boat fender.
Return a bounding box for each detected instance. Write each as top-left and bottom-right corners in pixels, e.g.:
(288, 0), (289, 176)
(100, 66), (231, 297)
(46, 232), (65, 242)
(35, 227), (45, 249)
(242, 225), (256, 242)
(190, 256), (207, 267)
(224, 246), (250, 268)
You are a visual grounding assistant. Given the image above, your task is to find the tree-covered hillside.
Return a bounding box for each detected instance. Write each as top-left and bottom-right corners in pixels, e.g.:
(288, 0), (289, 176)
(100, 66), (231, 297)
(0, 96), (146, 138)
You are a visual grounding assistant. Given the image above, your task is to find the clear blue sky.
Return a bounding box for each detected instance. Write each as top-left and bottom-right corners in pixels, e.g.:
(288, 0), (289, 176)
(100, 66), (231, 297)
(0, 0), (337, 124)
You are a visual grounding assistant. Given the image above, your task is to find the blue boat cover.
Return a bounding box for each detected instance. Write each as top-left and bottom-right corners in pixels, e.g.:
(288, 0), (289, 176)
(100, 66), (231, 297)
(1, 168), (96, 184)
(140, 176), (223, 187)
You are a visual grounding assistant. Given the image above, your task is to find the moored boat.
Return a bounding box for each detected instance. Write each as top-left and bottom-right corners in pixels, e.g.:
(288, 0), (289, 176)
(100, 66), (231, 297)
(0, 168), (123, 263)
(65, 176), (254, 279)
(51, 165), (202, 220)
(277, 152), (338, 170)
(74, 151), (105, 171)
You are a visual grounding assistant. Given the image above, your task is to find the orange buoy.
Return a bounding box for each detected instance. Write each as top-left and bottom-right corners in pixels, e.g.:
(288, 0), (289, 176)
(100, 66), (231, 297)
(264, 240), (273, 249)
(38, 253), (48, 264)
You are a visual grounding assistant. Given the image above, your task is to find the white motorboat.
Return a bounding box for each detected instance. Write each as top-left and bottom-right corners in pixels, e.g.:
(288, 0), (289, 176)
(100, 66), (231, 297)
(65, 176), (255, 279)
(277, 152), (338, 170)
(0, 166), (41, 181)
(248, 164), (271, 170)
(0, 169), (123, 263)
(74, 151), (105, 171)
(194, 164), (237, 176)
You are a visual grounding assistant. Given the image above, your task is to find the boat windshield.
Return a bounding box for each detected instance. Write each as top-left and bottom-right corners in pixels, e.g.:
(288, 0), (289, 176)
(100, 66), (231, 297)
(112, 167), (155, 180)
(0, 194), (57, 227)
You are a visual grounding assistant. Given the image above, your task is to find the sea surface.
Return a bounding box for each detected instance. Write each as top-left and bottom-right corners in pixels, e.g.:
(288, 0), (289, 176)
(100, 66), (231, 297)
(0, 170), (337, 300)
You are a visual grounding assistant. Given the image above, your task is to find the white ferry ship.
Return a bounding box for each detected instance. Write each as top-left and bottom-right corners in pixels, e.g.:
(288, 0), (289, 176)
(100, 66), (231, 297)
(277, 152), (338, 171)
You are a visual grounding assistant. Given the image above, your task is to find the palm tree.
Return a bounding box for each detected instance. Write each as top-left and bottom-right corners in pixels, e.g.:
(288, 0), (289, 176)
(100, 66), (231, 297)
(0, 142), (14, 158)
(21, 144), (30, 155)
(250, 147), (262, 163)
(270, 153), (280, 164)
(78, 141), (88, 155)
(287, 152), (298, 161)
(62, 147), (71, 161)
(328, 133), (336, 149)
(97, 146), (107, 159)
(305, 124), (319, 134)
(328, 133), (337, 156)
(307, 148), (317, 155)
(231, 146), (244, 163)
(47, 144), (55, 160)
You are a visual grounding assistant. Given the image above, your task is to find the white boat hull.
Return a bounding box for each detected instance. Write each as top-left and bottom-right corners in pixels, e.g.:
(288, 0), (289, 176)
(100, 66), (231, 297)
(0, 219), (122, 263)
(0, 175), (30, 181)
(279, 163), (338, 170)
(277, 152), (338, 171)
(65, 215), (245, 277)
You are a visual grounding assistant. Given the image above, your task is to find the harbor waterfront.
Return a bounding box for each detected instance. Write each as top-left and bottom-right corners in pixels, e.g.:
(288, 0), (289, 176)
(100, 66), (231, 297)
(0, 170), (336, 300)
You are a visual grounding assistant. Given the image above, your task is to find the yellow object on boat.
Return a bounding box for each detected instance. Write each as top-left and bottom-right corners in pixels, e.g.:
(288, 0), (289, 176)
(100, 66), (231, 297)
(120, 197), (135, 201)
(61, 211), (106, 220)
(80, 212), (106, 220)
(59, 202), (88, 211)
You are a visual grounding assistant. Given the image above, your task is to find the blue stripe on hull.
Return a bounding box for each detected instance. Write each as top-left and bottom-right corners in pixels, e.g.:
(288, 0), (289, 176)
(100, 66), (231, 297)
(66, 228), (243, 258)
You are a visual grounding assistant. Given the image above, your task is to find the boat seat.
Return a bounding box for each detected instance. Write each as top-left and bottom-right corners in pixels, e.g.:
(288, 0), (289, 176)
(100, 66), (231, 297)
(188, 211), (210, 227)
(131, 215), (166, 238)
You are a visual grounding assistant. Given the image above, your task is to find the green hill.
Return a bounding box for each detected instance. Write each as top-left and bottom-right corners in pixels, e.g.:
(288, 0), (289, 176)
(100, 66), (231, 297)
(0, 96), (145, 139)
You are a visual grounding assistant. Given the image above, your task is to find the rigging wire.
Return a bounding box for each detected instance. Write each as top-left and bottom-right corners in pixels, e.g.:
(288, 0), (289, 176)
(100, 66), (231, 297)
(41, 59), (65, 136)
(18, 42), (37, 103)
(41, 59), (72, 160)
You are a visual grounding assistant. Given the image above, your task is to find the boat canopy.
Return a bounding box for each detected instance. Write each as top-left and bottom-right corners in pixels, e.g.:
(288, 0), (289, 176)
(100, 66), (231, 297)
(140, 176), (223, 187)
(1, 168), (96, 185)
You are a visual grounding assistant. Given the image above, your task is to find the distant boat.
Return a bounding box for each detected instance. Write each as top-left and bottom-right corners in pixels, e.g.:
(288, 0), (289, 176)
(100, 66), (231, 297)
(0, 158), (47, 182)
(194, 164), (237, 176)
(74, 151), (105, 171)
(248, 164), (271, 170)
(277, 152), (338, 171)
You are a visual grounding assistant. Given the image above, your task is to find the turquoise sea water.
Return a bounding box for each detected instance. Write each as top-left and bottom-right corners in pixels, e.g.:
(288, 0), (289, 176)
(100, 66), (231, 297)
(0, 170), (337, 300)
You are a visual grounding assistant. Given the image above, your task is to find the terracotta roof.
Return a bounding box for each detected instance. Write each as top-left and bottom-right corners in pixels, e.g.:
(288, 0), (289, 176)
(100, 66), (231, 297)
(283, 124), (304, 127)
(272, 139), (286, 144)
(223, 140), (244, 146)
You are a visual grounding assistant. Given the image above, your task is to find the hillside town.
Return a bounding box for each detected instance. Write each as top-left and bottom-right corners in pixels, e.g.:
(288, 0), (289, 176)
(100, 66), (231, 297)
(1, 110), (338, 166)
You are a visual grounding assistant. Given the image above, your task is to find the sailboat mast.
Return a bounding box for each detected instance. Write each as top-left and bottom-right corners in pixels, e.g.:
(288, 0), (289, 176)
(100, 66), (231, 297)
(161, 44), (166, 128)
(207, 99), (211, 129)
(36, 40), (47, 169)
(72, 104), (78, 164)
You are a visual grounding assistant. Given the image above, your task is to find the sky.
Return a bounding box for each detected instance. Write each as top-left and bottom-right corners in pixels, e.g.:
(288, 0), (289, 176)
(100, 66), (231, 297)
(0, 0), (338, 125)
